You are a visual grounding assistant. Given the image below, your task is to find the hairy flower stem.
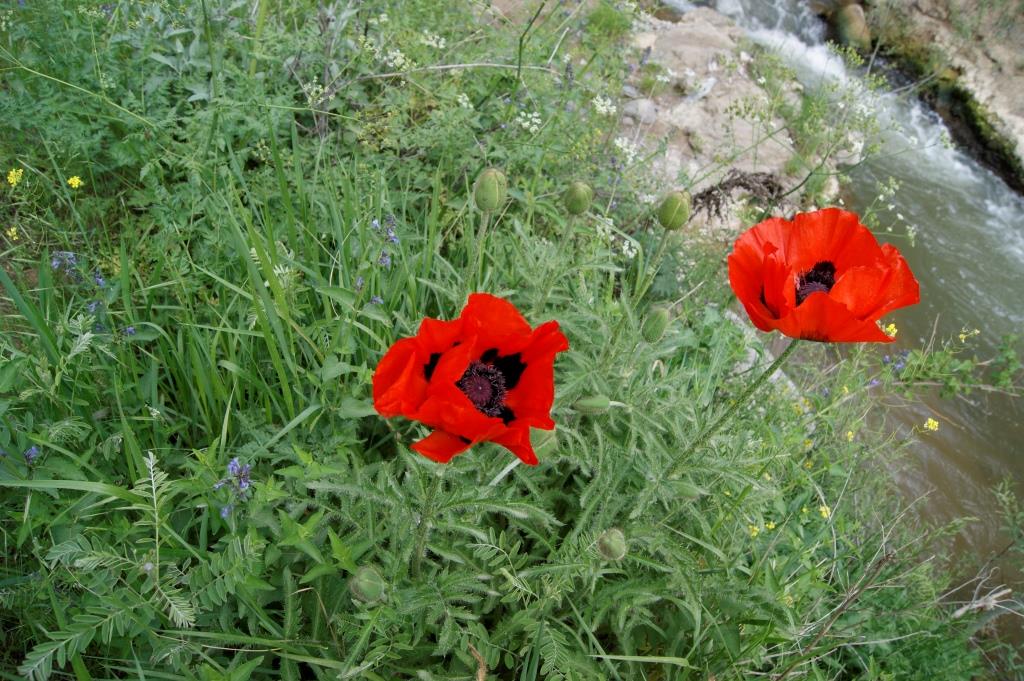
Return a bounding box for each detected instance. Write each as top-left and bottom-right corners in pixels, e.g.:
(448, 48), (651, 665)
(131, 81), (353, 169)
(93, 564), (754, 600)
(635, 228), (673, 301)
(534, 215), (577, 314)
(601, 229), (673, 361)
(473, 211), (492, 291)
(668, 340), (801, 478)
(411, 473), (444, 580)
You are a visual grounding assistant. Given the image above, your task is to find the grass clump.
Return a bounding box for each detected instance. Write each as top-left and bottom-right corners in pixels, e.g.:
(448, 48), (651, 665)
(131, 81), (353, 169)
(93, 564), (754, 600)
(0, 1), (1018, 680)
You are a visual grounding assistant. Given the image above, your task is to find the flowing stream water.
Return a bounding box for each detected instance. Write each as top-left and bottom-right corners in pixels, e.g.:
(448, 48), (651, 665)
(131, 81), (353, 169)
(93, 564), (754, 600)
(669, 0), (1024, 589)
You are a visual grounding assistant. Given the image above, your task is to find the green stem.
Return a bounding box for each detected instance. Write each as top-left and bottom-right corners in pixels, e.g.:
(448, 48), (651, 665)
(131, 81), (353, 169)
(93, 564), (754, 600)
(411, 473), (444, 579)
(668, 339), (801, 478)
(635, 228), (673, 301)
(473, 211), (492, 292)
(534, 215), (577, 313)
(600, 228), (673, 361)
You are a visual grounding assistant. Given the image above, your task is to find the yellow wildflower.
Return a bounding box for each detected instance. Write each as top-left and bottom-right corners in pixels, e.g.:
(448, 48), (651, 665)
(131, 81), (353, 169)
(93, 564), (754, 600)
(783, 594), (794, 607)
(762, 472), (772, 482)
(803, 439), (813, 449)
(846, 430), (854, 442)
(804, 460), (813, 470)
(67, 176), (84, 189)
(842, 385), (850, 395)
(5, 226), (18, 241)
(818, 504), (831, 519)
(801, 506), (809, 515)
(958, 328), (981, 343)
(765, 521), (776, 530)
(924, 418), (939, 432)
(748, 524), (760, 538)
(884, 322), (898, 338)
(7, 168), (24, 187)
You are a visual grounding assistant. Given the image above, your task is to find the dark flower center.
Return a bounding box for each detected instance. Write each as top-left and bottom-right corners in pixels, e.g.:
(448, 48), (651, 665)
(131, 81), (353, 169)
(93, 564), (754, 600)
(796, 261), (836, 305)
(457, 362), (507, 417)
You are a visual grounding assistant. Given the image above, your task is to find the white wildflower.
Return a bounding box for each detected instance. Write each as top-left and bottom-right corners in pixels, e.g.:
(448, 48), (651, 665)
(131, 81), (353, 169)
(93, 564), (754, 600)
(383, 48), (413, 71)
(419, 31), (446, 49)
(617, 236), (638, 259)
(515, 110), (543, 135)
(456, 93), (473, 110)
(613, 136), (640, 165)
(592, 95), (616, 116)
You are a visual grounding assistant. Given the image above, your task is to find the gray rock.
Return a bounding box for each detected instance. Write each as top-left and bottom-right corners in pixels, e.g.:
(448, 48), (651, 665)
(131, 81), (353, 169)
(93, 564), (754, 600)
(621, 84), (640, 98)
(834, 4), (871, 52)
(623, 98), (658, 124)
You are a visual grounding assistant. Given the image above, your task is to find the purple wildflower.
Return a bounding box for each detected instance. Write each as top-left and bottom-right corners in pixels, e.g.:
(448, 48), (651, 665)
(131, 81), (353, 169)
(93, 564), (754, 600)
(227, 457), (251, 491)
(868, 378), (881, 387)
(369, 295), (383, 305)
(355, 276), (365, 292)
(123, 326), (136, 336)
(24, 446), (39, 464)
(220, 505), (232, 519)
(385, 226), (399, 244)
(378, 250), (391, 268)
(86, 300), (101, 314)
(51, 251), (77, 272)
(93, 271), (106, 288)
(370, 218), (381, 232)
(882, 354), (891, 365)
(214, 457), (252, 496)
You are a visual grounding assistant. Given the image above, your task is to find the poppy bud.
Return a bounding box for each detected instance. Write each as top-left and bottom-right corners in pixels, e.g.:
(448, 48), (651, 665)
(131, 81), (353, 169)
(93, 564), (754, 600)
(642, 306), (671, 343)
(657, 190), (691, 231)
(349, 566), (386, 603)
(563, 181), (593, 216)
(573, 394), (610, 415)
(596, 528), (627, 561)
(473, 168), (508, 213)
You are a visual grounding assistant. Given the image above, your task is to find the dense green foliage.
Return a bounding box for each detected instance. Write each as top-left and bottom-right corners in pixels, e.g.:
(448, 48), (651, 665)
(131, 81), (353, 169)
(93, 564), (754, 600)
(1, 1), (1018, 679)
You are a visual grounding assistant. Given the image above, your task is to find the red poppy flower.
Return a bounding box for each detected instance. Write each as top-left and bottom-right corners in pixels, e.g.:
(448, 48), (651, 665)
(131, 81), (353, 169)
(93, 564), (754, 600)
(372, 293), (569, 465)
(728, 208), (919, 342)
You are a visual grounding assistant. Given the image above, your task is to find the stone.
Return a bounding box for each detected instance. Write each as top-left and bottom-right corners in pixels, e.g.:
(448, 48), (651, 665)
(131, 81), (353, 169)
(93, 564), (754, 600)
(623, 98), (658, 124)
(626, 8), (794, 194)
(834, 4), (871, 52)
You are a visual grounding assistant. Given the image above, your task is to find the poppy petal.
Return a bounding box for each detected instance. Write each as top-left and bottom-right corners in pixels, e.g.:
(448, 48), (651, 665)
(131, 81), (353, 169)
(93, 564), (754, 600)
(505, 321), (568, 427)
(411, 430), (473, 463)
(372, 338), (429, 418)
(461, 293), (532, 342)
(791, 208), (882, 272)
(778, 292), (893, 343)
(491, 427), (539, 466)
